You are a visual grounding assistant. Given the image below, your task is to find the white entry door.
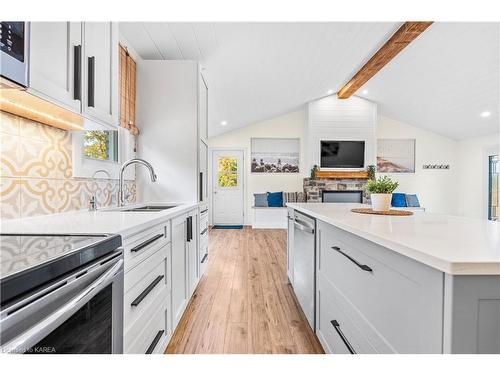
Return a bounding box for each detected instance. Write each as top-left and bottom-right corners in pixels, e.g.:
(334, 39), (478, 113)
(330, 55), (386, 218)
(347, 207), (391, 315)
(212, 150), (244, 225)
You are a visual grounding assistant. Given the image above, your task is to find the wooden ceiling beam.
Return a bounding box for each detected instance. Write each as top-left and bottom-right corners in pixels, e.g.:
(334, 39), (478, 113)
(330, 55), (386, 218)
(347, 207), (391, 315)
(337, 21), (433, 99)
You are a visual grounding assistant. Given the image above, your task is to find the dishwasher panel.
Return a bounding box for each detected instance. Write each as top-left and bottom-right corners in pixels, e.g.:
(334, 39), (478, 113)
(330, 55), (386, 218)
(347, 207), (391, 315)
(292, 211), (316, 330)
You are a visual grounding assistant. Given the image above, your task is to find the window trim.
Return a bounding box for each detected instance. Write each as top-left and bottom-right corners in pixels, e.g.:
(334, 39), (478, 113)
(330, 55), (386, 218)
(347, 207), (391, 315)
(483, 145), (500, 220)
(72, 126), (135, 180)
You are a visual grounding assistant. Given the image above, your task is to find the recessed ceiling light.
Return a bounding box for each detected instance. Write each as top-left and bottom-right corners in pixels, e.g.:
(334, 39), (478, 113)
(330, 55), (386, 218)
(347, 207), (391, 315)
(221, 120), (228, 126)
(480, 111), (491, 118)
(327, 89), (334, 95)
(362, 89), (369, 95)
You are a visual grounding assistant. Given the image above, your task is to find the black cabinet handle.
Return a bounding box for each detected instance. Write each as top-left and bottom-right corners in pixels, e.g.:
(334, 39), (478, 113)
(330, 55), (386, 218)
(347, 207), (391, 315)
(200, 209), (208, 214)
(199, 172), (203, 202)
(131, 234), (163, 253)
(145, 330), (164, 354)
(330, 320), (356, 354)
(87, 56), (95, 107)
(73, 45), (81, 100)
(331, 246), (372, 272)
(186, 216), (193, 242)
(201, 253), (208, 264)
(131, 275), (164, 307)
(201, 228), (208, 235)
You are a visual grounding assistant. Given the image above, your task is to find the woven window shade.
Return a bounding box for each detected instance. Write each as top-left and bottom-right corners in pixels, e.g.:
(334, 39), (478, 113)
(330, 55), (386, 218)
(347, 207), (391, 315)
(119, 44), (139, 135)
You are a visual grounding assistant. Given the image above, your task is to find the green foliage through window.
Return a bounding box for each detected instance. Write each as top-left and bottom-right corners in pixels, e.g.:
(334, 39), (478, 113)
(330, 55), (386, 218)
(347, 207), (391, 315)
(218, 157), (238, 187)
(83, 131), (118, 162)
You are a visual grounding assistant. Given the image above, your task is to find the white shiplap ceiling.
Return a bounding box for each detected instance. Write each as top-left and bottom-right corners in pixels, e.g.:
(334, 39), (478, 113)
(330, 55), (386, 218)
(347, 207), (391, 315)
(357, 22), (500, 140)
(119, 22), (500, 140)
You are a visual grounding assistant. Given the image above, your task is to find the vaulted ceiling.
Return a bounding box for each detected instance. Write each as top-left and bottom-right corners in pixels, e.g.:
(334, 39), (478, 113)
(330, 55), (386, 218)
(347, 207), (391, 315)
(119, 22), (499, 140)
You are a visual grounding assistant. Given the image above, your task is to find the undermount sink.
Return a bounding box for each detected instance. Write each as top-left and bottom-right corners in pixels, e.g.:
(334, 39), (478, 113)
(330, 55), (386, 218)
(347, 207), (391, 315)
(122, 205), (177, 212)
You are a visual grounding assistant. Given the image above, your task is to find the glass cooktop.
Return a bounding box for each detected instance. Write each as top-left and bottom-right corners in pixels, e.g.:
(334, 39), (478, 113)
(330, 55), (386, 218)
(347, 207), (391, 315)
(0, 234), (123, 305)
(0, 234), (104, 279)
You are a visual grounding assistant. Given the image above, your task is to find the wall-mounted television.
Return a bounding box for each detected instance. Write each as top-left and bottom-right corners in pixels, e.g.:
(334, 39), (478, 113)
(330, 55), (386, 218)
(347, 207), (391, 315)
(320, 140), (365, 168)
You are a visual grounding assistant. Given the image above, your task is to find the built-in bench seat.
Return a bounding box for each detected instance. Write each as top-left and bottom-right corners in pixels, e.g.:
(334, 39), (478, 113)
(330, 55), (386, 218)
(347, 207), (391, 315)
(252, 206), (288, 229)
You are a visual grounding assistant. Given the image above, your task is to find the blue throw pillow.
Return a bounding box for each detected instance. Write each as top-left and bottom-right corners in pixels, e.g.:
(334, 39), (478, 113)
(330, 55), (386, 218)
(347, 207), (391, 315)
(254, 193), (268, 207)
(267, 191), (284, 207)
(391, 192), (407, 207)
(406, 194), (420, 207)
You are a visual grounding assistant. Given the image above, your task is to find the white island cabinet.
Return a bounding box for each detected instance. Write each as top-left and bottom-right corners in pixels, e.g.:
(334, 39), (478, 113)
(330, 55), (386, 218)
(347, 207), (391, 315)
(287, 203), (500, 354)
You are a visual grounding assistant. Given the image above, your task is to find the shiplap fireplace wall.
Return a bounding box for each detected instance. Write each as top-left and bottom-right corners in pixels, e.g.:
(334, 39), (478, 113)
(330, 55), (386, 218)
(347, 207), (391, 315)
(304, 95), (377, 171)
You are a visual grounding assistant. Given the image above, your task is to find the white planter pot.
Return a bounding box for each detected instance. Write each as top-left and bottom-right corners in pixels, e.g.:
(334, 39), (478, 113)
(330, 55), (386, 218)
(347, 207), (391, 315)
(371, 193), (392, 212)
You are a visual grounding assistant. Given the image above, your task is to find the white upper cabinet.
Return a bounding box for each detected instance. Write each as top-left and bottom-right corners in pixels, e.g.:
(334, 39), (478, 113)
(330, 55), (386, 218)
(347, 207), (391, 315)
(198, 71), (208, 142)
(83, 22), (119, 127)
(29, 22), (83, 113)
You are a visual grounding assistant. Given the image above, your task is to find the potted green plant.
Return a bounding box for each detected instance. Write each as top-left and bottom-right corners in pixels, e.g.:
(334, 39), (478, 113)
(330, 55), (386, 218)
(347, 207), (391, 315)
(310, 165), (319, 180)
(366, 175), (399, 211)
(367, 165), (376, 180)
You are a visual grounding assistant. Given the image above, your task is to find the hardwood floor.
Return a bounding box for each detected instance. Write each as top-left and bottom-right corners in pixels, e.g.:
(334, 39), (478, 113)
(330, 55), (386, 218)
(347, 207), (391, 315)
(166, 227), (324, 354)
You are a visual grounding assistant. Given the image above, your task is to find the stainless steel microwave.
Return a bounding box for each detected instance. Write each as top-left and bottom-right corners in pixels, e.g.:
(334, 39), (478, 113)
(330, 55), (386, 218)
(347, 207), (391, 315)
(0, 21), (29, 87)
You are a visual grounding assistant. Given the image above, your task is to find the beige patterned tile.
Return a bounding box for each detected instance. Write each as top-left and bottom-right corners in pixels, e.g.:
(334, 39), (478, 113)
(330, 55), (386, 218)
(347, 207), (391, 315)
(18, 139), (62, 179)
(20, 178), (58, 217)
(0, 111), (20, 136)
(0, 133), (19, 177)
(19, 117), (54, 143)
(57, 179), (84, 212)
(0, 177), (21, 220)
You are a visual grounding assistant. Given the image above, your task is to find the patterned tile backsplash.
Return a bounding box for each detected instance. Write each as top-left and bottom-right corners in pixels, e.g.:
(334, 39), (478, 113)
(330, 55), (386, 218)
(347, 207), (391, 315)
(0, 111), (136, 220)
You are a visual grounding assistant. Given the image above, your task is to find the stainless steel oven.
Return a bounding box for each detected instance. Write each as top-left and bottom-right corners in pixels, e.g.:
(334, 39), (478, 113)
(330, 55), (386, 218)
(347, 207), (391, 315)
(0, 21), (29, 87)
(0, 234), (124, 354)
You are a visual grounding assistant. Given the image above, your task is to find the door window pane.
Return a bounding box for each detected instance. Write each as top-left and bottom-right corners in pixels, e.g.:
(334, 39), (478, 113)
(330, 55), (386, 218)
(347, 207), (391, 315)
(489, 155), (499, 221)
(218, 156), (238, 188)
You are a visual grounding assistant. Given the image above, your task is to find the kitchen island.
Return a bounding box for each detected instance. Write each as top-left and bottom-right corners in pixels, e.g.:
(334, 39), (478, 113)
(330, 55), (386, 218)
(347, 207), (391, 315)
(286, 203), (500, 354)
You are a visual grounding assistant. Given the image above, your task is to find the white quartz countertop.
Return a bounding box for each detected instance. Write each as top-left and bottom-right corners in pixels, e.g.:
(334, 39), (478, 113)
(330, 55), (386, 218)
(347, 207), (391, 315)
(287, 203), (500, 275)
(0, 202), (199, 240)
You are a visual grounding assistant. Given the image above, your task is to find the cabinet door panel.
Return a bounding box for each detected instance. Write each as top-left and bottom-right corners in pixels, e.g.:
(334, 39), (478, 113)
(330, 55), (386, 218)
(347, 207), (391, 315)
(29, 22), (82, 112)
(171, 216), (187, 329)
(198, 72), (208, 142)
(83, 22), (118, 126)
(199, 141), (208, 204)
(187, 211), (199, 295)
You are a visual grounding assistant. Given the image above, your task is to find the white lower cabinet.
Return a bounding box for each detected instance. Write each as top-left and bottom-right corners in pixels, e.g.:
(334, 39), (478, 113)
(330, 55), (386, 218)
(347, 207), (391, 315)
(171, 214), (188, 330)
(123, 221), (171, 354)
(199, 208), (209, 277)
(187, 209), (199, 296)
(122, 207), (207, 353)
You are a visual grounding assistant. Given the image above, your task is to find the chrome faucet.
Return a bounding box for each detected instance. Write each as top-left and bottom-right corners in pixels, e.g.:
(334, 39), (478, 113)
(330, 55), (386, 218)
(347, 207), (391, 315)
(88, 169), (111, 211)
(118, 158), (157, 207)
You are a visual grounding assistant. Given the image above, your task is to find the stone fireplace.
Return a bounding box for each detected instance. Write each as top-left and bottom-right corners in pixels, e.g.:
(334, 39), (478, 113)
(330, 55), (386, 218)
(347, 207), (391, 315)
(303, 178), (369, 203)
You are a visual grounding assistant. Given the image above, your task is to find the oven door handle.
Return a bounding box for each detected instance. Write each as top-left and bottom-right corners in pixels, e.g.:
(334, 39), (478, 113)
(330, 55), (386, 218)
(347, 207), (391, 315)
(0, 259), (123, 354)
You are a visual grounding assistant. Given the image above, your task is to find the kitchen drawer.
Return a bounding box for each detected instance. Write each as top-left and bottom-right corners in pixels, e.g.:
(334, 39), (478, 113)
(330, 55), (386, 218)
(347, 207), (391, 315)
(317, 274), (377, 354)
(124, 223), (170, 272)
(200, 228), (209, 249)
(200, 211), (209, 232)
(124, 247), (169, 330)
(125, 293), (171, 354)
(317, 221), (443, 353)
(199, 243), (208, 276)
(124, 242), (170, 293)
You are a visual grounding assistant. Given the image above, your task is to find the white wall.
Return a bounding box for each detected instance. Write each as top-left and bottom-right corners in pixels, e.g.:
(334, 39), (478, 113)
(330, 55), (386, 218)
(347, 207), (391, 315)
(377, 116), (458, 214)
(456, 134), (500, 219)
(306, 95), (377, 170)
(209, 110), (306, 225)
